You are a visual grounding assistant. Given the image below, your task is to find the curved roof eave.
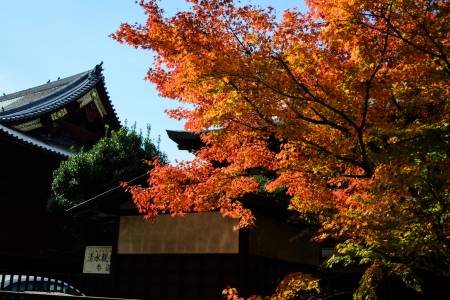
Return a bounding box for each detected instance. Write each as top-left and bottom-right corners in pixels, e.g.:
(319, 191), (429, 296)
(0, 63), (120, 126)
(0, 124), (71, 158)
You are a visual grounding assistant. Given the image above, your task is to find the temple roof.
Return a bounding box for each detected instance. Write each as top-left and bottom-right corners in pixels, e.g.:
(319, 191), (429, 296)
(0, 63), (120, 157)
(0, 63), (118, 123)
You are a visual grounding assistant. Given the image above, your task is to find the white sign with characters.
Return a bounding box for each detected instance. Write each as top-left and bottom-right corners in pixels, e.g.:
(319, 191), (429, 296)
(83, 246), (112, 274)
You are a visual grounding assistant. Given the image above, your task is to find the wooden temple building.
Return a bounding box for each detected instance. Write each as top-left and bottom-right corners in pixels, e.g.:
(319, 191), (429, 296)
(65, 129), (324, 299)
(0, 63), (120, 273)
(106, 131), (323, 299)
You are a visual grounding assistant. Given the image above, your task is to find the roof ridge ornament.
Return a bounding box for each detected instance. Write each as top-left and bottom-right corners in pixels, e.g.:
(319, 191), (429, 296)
(94, 62), (104, 76)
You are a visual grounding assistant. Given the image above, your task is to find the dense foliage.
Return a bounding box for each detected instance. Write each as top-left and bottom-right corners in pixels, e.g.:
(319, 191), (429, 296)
(114, 0), (449, 298)
(49, 126), (167, 212)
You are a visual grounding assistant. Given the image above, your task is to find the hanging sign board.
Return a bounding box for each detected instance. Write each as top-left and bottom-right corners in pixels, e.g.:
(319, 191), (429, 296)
(83, 246), (112, 274)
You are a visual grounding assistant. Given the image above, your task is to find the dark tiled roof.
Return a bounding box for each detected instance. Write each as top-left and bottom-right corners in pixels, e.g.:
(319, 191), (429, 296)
(0, 71), (88, 110)
(166, 130), (203, 151)
(0, 63), (120, 157)
(0, 63), (118, 123)
(0, 124), (71, 157)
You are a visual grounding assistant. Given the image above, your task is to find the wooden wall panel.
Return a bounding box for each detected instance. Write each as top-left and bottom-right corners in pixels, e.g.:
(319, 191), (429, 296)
(248, 214), (320, 265)
(118, 213), (239, 254)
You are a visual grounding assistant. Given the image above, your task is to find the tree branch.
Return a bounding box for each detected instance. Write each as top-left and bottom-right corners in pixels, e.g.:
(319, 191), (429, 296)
(272, 55), (360, 131)
(228, 80), (278, 127)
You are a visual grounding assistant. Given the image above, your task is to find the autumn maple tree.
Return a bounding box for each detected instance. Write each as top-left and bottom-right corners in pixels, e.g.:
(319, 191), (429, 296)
(114, 0), (449, 298)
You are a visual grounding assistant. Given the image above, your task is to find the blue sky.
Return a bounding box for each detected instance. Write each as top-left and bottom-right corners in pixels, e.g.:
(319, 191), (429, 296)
(0, 0), (306, 162)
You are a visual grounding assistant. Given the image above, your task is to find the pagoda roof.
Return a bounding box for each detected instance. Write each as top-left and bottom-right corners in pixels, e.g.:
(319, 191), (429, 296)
(0, 63), (119, 124)
(166, 130), (203, 152)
